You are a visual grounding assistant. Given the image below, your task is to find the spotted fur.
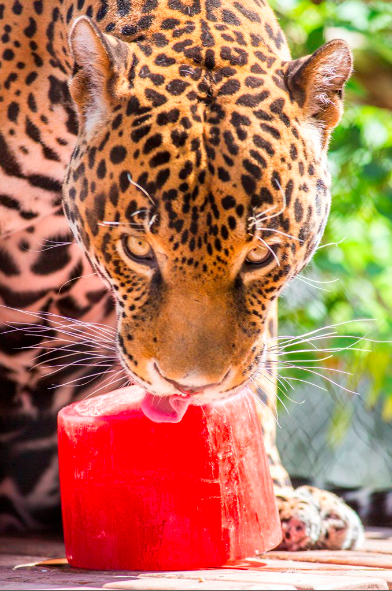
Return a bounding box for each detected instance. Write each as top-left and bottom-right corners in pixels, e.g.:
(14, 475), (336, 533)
(0, 0), (362, 549)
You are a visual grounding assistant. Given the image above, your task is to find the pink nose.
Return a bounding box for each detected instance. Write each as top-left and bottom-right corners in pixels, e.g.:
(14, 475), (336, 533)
(155, 364), (231, 395)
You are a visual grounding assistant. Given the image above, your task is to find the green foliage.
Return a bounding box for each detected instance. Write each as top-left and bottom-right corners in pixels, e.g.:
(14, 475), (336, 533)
(270, 1), (392, 421)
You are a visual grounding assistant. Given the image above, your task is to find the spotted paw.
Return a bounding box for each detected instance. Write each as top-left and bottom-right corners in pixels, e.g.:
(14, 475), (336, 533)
(276, 486), (364, 551)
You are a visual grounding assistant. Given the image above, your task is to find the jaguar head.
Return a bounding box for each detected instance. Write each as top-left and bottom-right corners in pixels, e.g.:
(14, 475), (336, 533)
(63, 17), (352, 420)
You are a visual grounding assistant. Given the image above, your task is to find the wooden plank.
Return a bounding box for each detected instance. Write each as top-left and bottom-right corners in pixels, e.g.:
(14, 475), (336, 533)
(363, 528), (392, 555)
(0, 564), (105, 590)
(0, 554), (68, 569)
(138, 570), (389, 590)
(1, 529), (392, 591)
(231, 558), (386, 572)
(266, 569), (392, 589)
(0, 558), (299, 591)
(0, 562), (294, 591)
(2, 563), (387, 591)
(103, 579), (296, 590)
(365, 529), (392, 540)
(249, 560), (392, 589)
(263, 551), (392, 569)
(1, 586), (102, 590)
(6, 561), (385, 591)
(363, 541), (392, 555)
(2, 559), (390, 589)
(363, 538), (392, 555)
(0, 536), (65, 559)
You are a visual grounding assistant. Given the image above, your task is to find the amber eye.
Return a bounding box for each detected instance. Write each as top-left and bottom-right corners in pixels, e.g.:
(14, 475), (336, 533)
(245, 243), (277, 268)
(121, 235), (155, 265)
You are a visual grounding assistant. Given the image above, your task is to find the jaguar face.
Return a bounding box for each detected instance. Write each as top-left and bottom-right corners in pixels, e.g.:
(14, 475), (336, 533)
(63, 17), (352, 415)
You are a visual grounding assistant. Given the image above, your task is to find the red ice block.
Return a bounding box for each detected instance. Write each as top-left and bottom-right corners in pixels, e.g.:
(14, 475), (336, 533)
(58, 387), (281, 571)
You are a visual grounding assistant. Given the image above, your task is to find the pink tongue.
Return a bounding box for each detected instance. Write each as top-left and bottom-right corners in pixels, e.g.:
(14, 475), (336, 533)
(141, 393), (192, 423)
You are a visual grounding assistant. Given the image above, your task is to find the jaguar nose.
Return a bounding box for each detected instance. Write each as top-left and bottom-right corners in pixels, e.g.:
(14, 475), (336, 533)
(154, 363), (232, 394)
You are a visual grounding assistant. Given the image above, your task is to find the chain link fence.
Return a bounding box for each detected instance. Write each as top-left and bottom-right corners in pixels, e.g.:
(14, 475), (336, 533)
(277, 384), (392, 491)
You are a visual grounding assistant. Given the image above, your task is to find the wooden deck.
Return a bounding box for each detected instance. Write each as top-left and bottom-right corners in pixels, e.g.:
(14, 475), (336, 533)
(1, 529), (392, 590)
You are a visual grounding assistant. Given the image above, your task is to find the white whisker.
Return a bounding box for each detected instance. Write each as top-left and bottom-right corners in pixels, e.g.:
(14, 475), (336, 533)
(130, 209), (150, 218)
(295, 275), (332, 292)
(317, 236), (347, 250)
(253, 226), (304, 242)
(50, 367), (117, 389)
(297, 276), (339, 285)
(248, 178), (287, 231)
(127, 172), (155, 205)
(149, 214), (158, 230)
(280, 376), (328, 392)
(255, 235), (280, 266)
(82, 370), (128, 401)
(278, 364), (360, 396)
(0, 306), (116, 338)
(58, 272), (97, 294)
(245, 385), (280, 428)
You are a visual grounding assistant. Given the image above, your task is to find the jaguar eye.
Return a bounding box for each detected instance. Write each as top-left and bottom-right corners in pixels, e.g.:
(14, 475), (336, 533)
(121, 234), (155, 265)
(245, 243), (278, 268)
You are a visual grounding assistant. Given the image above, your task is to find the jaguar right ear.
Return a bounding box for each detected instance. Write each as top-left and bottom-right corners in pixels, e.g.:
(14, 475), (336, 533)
(286, 40), (353, 142)
(69, 17), (131, 135)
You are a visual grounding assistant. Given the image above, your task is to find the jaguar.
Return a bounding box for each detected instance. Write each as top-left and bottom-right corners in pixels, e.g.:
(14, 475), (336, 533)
(0, 0), (364, 550)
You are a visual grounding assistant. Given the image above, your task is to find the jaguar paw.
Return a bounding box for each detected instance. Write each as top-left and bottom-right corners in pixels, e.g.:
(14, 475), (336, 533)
(275, 486), (364, 551)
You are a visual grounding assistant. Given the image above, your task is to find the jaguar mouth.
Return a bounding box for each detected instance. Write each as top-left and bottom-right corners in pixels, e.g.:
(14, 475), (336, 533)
(141, 392), (193, 423)
(116, 358), (255, 423)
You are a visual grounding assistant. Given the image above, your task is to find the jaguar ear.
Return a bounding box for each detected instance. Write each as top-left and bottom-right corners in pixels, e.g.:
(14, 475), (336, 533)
(69, 16), (131, 135)
(286, 40), (352, 140)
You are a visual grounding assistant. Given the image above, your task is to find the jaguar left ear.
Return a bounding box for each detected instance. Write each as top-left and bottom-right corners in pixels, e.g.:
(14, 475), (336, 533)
(286, 40), (353, 137)
(69, 16), (131, 135)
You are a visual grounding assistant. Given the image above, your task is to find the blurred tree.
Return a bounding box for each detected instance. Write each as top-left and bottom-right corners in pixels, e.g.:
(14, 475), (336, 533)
(268, 1), (392, 428)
